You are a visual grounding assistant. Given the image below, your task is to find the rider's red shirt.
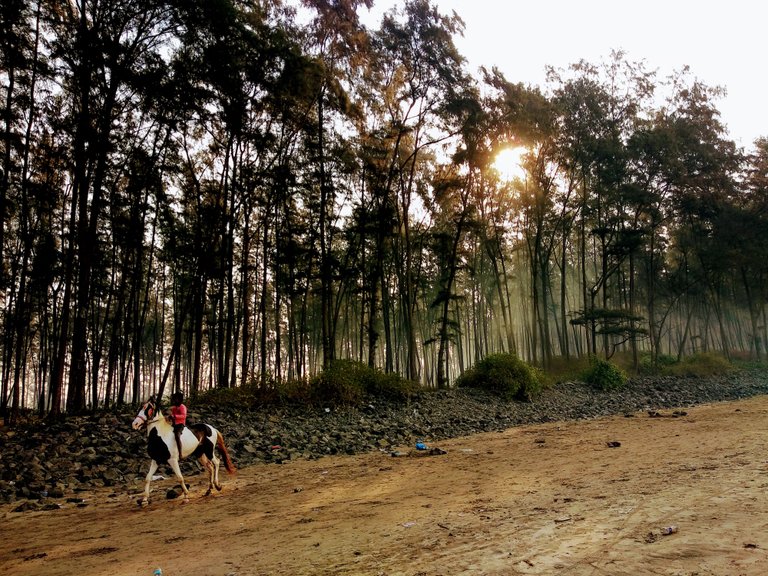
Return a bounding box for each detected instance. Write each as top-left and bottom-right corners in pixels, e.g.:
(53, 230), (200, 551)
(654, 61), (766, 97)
(170, 404), (187, 426)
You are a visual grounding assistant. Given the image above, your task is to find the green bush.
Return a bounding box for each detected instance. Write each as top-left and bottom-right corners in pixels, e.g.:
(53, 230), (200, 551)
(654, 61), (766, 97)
(194, 383), (261, 409)
(310, 360), (419, 406)
(310, 360), (366, 405)
(638, 352), (678, 375)
(456, 353), (543, 401)
(539, 355), (592, 385)
(190, 361), (420, 410)
(583, 356), (628, 391)
(274, 377), (313, 404)
(662, 352), (733, 377)
(363, 369), (420, 401)
(194, 376), (313, 409)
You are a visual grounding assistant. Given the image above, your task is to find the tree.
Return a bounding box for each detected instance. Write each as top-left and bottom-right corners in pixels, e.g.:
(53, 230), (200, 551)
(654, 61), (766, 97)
(481, 69), (567, 366)
(661, 72), (741, 359)
(359, 0), (469, 380)
(550, 53), (655, 360)
(299, 0), (372, 370)
(741, 138), (768, 358)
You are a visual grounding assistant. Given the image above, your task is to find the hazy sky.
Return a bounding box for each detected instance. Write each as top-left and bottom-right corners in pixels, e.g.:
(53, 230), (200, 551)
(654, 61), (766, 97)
(363, 0), (765, 149)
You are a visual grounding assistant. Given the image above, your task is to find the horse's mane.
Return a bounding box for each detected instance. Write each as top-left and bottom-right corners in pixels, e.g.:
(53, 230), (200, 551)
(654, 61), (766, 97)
(149, 395), (163, 411)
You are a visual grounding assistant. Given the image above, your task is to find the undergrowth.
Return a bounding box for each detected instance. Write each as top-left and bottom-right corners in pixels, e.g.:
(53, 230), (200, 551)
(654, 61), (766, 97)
(194, 360), (419, 409)
(456, 353), (543, 401)
(582, 356), (628, 391)
(185, 351), (756, 412)
(658, 352), (734, 377)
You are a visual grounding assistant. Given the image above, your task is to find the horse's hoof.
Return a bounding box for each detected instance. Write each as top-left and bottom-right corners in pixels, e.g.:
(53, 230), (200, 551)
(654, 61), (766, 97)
(139, 499), (149, 507)
(215, 484), (222, 492)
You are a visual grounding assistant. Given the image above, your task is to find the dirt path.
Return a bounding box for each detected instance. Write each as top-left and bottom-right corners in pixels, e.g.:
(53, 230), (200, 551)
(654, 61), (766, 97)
(3, 395), (768, 576)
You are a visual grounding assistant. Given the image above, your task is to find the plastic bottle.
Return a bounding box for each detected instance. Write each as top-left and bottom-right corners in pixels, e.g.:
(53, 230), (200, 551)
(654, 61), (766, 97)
(153, 569), (163, 576)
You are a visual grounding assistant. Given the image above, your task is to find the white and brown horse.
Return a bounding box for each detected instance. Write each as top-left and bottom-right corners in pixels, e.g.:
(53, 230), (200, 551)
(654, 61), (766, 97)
(131, 397), (235, 506)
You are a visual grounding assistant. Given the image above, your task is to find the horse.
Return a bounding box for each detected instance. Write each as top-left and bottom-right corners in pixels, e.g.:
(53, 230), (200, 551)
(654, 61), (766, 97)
(131, 396), (235, 506)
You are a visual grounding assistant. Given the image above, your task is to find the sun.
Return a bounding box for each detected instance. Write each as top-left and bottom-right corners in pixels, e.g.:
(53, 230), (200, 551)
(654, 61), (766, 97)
(492, 146), (528, 182)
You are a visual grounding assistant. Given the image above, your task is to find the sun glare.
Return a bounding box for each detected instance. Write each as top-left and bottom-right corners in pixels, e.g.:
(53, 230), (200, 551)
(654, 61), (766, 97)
(493, 146), (527, 182)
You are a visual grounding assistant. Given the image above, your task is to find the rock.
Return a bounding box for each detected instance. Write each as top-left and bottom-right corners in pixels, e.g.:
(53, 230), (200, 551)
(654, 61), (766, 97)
(13, 501), (40, 512)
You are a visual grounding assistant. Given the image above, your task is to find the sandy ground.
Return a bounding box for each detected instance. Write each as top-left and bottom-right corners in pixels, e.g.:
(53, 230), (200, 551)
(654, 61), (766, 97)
(2, 395), (768, 576)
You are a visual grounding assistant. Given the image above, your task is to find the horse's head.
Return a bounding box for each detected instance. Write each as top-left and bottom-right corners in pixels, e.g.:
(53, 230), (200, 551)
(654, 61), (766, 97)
(132, 398), (159, 430)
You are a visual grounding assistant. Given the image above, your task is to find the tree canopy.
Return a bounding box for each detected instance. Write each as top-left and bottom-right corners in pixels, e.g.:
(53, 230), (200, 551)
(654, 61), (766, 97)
(1, 0), (765, 420)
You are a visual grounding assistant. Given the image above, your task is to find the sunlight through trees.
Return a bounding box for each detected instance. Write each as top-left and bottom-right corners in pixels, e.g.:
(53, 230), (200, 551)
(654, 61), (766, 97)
(1, 1), (766, 419)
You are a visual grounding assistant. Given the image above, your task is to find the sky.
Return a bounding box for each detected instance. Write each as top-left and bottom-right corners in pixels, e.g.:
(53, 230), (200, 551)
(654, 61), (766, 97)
(362, 0), (766, 149)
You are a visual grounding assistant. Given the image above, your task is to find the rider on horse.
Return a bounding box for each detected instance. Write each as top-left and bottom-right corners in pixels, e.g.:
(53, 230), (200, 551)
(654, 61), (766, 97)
(169, 391), (187, 458)
(132, 396), (235, 505)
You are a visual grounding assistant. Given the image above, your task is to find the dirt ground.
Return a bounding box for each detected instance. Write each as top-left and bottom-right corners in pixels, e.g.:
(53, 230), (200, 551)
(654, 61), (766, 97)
(3, 396), (768, 576)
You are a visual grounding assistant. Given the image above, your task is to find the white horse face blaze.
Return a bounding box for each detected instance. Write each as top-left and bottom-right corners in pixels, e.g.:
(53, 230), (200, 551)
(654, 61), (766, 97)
(132, 402), (156, 430)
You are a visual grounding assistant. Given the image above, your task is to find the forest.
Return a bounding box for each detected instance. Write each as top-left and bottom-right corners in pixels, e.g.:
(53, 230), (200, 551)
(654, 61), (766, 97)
(2, 0), (767, 420)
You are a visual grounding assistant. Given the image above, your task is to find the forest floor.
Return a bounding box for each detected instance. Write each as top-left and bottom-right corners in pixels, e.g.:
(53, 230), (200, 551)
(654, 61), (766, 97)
(3, 394), (768, 575)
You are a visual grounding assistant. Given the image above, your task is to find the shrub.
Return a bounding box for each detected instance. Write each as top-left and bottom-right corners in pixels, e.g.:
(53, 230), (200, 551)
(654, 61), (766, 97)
(363, 369), (420, 401)
(192, 361), (419, 410)
(663, 352), (733, 377)
(456, 353), (543, 401)
(194, 376), (313, 409)
(539, 355), (592, 385)
(638, 352), (678, 375)
(583, 356), (627, 391)
(274, 377), (313, 404)
(310, 360), (420, 406)
(194, 383), (261, 409)
(310, 360), (367, 406)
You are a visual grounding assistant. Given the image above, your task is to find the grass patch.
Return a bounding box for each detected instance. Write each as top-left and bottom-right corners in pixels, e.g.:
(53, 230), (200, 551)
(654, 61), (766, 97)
(544, 350), (738, 381)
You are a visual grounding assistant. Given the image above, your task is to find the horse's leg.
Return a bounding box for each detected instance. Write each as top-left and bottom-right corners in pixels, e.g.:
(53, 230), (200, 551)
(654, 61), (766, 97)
(198, 454), (215, 496)
(212, 452), (222, 491)
(142, 460), (159, 506)
(168, 457), (190, 502)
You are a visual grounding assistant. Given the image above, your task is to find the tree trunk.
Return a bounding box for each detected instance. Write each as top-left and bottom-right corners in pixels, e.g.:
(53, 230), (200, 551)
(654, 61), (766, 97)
(68, 63), (119, 412)
(192, 276), (206, 395)
(318, 94), (335, 368)
(240, 202), (252, 388)
(560, 228), (570, 359)
(259, 218), (270, 384)
(436, 211), (467, 389)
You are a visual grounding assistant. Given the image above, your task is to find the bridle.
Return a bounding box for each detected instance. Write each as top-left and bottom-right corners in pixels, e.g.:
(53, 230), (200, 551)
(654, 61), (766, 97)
(135, 400), (162, 429)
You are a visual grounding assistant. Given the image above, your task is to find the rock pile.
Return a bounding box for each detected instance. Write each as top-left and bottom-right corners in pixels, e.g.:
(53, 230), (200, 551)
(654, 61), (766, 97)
(2, 370), (767, 510)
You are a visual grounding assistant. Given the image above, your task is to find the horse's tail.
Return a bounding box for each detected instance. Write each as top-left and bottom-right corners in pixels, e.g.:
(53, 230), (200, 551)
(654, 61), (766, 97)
(217, 431), (236, 474)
